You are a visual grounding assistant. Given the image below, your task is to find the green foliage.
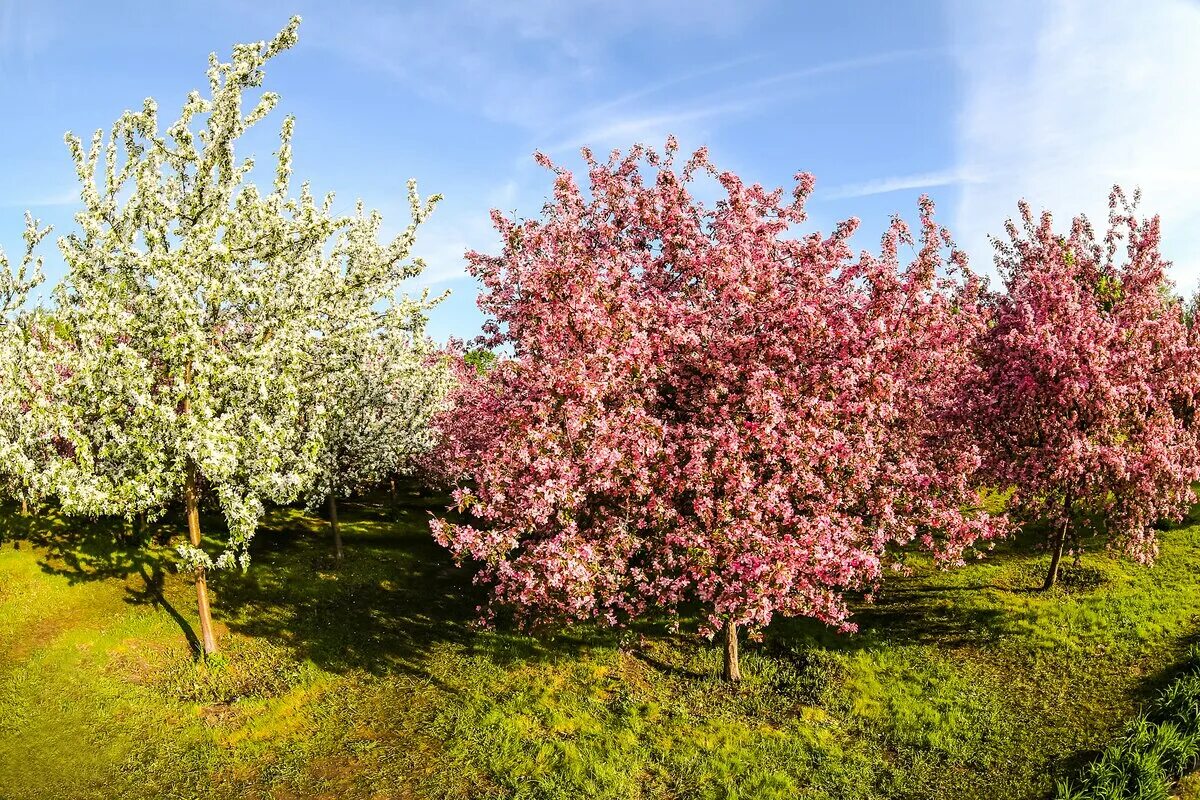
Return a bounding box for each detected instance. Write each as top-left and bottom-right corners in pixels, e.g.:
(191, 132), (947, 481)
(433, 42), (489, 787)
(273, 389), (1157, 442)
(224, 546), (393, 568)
(463, 348), (498, 374)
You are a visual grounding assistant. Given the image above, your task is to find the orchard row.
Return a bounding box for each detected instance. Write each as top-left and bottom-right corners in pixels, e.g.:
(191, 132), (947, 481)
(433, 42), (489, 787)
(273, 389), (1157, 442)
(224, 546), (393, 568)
(2, 19), (1195, 682)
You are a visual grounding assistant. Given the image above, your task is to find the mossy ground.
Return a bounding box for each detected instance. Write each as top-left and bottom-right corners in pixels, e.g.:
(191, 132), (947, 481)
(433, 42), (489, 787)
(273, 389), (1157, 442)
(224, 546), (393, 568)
(2, 487), (1199, 799)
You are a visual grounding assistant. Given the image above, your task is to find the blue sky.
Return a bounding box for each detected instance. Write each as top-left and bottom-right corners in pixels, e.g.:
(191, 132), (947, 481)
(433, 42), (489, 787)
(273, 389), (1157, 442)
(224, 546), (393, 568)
(3, 0), (1200, 341)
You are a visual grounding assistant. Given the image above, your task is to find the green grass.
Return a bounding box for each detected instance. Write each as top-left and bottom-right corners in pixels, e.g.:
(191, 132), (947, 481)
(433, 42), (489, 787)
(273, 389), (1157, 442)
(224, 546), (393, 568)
(2, 490), (1200, 799)
(1055, 644), (1200, 799)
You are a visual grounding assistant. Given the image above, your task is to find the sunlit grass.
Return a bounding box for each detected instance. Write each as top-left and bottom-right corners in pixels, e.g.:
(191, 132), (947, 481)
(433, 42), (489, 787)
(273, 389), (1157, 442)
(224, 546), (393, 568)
(2, 487), (1199, 798)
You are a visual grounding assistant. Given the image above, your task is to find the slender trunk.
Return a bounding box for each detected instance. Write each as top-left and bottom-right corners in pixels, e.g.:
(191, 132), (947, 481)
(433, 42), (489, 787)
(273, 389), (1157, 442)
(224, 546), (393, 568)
(19, 497), (27, 516)
(1043, 493), (1072, 590)
(185, 461), (218, 656)
(329, 493), (343, 562)
(181, 361), (216, 656)
(389, 477), (397, 511)
(722, 619), (741, 683)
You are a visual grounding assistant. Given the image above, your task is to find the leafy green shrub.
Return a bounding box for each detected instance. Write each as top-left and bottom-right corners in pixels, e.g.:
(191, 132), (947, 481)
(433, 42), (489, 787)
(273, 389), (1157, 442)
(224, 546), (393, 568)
(1056, 645), (1200, 799)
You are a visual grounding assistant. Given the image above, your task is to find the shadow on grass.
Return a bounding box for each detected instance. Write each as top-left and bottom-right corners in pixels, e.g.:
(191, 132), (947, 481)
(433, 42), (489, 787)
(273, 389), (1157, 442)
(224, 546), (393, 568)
(630, 646), (709, 680)
(214, 487), (626, 685)
(1047, 628), (1200, 785)
(2, 488), (626, 683)
(765, 521), (1146, 655)
(127, 560), (202, 658)
(4, 503), (212, 660)
(12, 485), (1200, 725)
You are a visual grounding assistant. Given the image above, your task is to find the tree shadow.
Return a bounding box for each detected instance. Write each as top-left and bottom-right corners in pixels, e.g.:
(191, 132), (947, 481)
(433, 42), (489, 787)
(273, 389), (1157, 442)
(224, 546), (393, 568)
(24, 510), (158, 584)
(630, 647), (709, 680)
(761, 512), (1167, 659)
(9, 483), (1200, 800)
(214, 490), (617, 686)
(5, 488), (606, 685)
(18, 482), (1200, 719)
(761, 578), (1015, 658)
(13, 505), (205, 659)
(125, 560), (202, 658)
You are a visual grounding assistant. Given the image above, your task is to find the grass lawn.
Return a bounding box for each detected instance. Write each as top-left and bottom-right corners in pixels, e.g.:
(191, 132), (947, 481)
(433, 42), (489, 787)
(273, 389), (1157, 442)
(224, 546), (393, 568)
(2, 488), (1199, 799)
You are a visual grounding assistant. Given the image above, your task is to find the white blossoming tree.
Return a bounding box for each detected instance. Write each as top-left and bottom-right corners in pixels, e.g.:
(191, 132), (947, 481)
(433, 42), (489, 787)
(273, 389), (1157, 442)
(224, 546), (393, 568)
(0, 217), (54, 516)
(42, 18), (441, 656)
(306, 299), (454, 561)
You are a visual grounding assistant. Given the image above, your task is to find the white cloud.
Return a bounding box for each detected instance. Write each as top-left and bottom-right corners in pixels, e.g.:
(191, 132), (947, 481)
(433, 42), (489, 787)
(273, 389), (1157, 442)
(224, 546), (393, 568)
(948, 0), (1200, 290)
(540, 101), (753, 156)
(409, 233), (475, 287)
(404, 186), (521, 288)
(537, 47), (941, 160)
(825, 167), (984, 199)
(256, 0), (757, 134)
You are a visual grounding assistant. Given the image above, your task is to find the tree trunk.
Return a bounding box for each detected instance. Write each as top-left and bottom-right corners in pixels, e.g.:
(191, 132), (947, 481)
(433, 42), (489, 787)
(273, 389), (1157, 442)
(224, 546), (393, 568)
(1043, 493), (1072, 590)
(19, 497), (27, 516)
(185, 462), (218, 656)
(389, 477), (397, 511)
(329, 493), (343, 562)
(722, 619), (741, 683)
(180, 361), (216, 656)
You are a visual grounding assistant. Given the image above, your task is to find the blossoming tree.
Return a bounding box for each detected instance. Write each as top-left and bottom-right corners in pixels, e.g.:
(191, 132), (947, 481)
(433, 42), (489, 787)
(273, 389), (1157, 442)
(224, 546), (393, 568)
(306, 300), (454, 561)
(42, 18), (440, 655)
(416, 343), (498, 491)
(970, 189), (1200, 589)
(431, 140), (1004, 681)
(0, 217), (54, 515)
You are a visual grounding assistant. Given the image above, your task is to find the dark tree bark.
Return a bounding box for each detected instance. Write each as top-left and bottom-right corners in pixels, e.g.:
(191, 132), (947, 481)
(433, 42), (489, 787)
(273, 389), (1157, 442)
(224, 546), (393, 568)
(1044, 492), (1072, 590)
(329, 492), (343, 562)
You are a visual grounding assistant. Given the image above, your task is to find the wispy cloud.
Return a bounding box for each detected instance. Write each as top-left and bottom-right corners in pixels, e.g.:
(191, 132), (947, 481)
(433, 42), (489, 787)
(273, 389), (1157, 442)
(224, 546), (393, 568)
(401, 179), (527, 288)
(948, 0), (1200, 288)
(531, 55), (762, 154)
(568, 55), (765, 122)
(268, 0), (758, 133)
(743, 47), (942, 92)
(539, 47), (941, 157)
(825, 168), (984, 199)
(539, 100), (754, 156)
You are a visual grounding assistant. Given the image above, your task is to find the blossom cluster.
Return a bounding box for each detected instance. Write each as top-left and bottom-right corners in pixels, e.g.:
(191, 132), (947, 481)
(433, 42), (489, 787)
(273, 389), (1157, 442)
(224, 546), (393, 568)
(430, 140), (1014, 638)
(0, 18), (452, 577)
(968, 189), (1200, 563)
(0, 16), (1195, 665)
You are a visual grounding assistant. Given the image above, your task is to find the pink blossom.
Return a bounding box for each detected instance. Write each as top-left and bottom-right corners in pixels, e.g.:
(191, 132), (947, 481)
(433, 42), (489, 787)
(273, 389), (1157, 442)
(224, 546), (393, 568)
(430, 139), (1005, 645)
(967, 187), (1200, 582)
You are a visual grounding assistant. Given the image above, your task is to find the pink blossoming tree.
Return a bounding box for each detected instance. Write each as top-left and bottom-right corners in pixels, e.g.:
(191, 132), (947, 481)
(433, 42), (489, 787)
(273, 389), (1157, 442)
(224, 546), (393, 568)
(417, 342), (498, 491)
(969, 189), (1200, 589)
(431, 140), (1005, 681)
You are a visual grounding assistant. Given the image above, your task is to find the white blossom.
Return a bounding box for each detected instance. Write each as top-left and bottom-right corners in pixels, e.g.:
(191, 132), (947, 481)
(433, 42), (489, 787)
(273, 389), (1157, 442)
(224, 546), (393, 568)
(37, 17), (444, 571)
(305, 298), (455, 510)
(0, 216), (55, 510)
